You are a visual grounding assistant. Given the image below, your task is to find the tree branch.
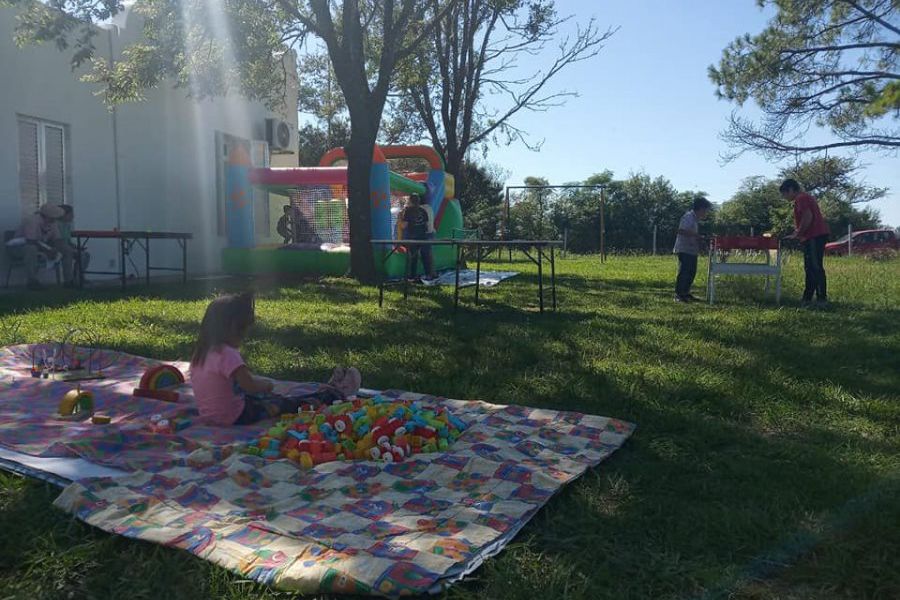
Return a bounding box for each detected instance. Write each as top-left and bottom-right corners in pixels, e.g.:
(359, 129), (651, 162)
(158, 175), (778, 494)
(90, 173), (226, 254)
(840, 0), (900, 36)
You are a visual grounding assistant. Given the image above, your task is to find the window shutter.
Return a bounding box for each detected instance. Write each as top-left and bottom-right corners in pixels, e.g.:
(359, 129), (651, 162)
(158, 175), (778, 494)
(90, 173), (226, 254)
(44, 125), (66, 205)
(17, 120), (39, 215)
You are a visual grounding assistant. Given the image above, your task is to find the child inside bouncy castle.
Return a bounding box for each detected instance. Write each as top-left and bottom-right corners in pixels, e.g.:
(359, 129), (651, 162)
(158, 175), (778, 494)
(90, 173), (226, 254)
(276, 205), (294, 245)
(190, 292), (361, 425)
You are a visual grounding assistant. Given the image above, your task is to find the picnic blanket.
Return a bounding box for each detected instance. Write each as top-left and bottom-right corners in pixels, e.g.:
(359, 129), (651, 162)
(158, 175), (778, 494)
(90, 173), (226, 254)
(0, 344), (634, 596)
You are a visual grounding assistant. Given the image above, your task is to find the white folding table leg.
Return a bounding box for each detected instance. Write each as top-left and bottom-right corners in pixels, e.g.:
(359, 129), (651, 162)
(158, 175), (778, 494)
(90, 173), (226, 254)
(775, 271), (782, 305)
(775, 248), (782, 305)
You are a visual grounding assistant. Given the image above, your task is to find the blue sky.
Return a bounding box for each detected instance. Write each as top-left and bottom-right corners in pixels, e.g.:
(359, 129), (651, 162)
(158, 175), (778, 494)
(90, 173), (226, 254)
(485, 0), (900, 226)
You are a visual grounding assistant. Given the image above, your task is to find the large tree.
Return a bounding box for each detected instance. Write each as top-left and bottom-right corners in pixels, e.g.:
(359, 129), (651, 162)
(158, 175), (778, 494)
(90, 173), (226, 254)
(396, 0), (613, 193)
(9, 0), (456, 281)
(710, 0), (900, 159)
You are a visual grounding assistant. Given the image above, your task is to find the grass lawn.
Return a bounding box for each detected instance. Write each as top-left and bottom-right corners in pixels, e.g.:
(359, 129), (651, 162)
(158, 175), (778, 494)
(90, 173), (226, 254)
(0, 253), (898, 600)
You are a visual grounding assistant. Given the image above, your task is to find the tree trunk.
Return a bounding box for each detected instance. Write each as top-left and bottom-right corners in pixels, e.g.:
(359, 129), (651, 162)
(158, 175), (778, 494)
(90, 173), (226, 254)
(346, 121), (378, 283)
(445, 148), (465, 201)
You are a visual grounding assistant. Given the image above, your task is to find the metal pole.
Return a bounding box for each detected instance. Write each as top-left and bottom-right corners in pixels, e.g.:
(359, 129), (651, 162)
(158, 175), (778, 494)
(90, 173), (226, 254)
(750, 226), (755, 237)
(506, 187), (513, 262)
(848, 223), (853, 257)
(503, 187), (510, 241)
(107, 29), (123, 232)
(538, 189), (543, 240)
(600, 188), (606, 263)
(652, 224), (657, 255)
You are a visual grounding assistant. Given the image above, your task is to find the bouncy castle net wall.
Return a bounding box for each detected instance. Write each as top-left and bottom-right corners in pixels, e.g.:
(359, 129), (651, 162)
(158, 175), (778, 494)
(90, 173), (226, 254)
(390, 191), (412, 237)
(282, 186), (411, 245)
(288, 186), (350, 245)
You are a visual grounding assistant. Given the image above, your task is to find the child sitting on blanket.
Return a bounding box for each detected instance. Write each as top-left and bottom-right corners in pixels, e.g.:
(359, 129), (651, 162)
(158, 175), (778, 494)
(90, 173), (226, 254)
(190, 292), (361, 426)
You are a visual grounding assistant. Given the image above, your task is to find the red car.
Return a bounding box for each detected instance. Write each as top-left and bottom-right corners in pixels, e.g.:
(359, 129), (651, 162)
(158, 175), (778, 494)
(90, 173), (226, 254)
(825, 229), (899, 255)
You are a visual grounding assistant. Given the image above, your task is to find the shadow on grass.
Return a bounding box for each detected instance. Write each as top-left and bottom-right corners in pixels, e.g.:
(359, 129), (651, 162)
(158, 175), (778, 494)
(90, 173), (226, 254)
(0, 261), (898, 599)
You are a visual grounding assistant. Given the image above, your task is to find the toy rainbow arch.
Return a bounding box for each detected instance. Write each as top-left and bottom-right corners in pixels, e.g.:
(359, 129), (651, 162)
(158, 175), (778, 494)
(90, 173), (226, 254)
(133, 364), (185, 402)
(139, 364), (185, 390)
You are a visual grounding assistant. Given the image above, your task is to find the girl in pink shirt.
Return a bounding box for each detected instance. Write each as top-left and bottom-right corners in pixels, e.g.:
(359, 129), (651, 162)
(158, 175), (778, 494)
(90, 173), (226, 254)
(190, 292), (360, 426)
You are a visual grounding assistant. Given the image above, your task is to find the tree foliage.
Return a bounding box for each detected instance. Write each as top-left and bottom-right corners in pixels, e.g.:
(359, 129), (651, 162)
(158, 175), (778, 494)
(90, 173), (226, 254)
(8, 0), (294, 105)
(716, 156), (883, 235)
(503, 172), (698, 253)
(601, 174), (693, 253)
(396, 0), (613, 190)
(457, 162), (507, 237)
(710, 0), (900, 159)
(508, 176), (554, 240)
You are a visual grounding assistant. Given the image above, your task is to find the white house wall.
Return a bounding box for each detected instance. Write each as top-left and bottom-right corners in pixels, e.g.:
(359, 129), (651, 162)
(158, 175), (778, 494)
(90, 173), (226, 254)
(0, 5), (298, 283)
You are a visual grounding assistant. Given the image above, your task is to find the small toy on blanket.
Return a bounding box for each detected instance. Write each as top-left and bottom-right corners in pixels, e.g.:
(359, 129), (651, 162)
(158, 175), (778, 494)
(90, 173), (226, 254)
(243, 395), (468, 466)
(58, 388), (94, 418)
(31, 345), (105, 382)
(133, 364), (185, 402)
(147, 413), (193, 434)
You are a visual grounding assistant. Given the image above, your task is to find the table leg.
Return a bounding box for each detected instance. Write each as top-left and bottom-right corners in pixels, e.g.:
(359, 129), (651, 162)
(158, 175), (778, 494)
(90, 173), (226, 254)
(454, 244), (462, 311)
(120, 238), (126, 291)
(475, 244), (482, 305)
(403, 248), (410, 301)
(551, 245), (557, 311)
(76, 236), (85, 288)
(537, 244), (544, 313)
(145, 236), (151, 286)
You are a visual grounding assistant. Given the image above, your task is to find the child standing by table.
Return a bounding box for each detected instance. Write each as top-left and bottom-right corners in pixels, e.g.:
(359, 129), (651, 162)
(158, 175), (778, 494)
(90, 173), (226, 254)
(673, 197), (713, 302)
(399, 194), (436, 281)
(780, 178), (830, 307)
(190, 292), (361, 425)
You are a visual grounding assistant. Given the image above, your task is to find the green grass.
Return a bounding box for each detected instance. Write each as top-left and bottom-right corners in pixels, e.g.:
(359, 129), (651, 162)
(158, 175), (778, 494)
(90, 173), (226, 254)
(0, 253), (898, 600)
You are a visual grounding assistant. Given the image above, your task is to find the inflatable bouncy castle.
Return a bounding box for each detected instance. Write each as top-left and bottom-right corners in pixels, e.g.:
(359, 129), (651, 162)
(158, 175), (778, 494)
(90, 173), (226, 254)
(222, 145), (463, 278)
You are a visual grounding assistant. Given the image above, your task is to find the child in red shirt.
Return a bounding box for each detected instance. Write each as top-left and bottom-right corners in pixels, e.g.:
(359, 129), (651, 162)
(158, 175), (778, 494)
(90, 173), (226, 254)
(780, 179), (830, 306)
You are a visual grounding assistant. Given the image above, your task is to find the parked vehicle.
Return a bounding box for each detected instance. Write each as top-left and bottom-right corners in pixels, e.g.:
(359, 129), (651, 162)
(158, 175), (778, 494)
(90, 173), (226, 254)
(825, 229), (899, 256)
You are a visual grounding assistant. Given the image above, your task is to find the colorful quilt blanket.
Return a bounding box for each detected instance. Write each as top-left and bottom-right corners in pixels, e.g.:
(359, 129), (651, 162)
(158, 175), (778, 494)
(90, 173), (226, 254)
(0, 345), (634, 596)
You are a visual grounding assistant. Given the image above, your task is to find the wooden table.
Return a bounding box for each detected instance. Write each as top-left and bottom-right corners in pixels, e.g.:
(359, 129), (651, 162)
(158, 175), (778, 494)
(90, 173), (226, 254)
(72, 230), (193, 290)
(371, 239), (563, 313)
(371, 239), (456, 306)
(454, 240), (562, 312)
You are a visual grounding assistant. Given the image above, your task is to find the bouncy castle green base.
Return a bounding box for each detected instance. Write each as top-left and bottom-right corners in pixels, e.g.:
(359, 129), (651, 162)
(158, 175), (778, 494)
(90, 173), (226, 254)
(222, 247), (350, 276)
(222, 245), (457, 279)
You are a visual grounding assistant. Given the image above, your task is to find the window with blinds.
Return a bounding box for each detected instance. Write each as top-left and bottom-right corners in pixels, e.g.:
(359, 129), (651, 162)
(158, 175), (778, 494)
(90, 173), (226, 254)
(17, 117), (68, 215)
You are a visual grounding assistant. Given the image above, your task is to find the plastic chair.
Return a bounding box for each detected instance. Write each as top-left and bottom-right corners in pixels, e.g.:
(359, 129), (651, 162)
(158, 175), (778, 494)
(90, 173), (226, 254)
(4, 230), (61, 288)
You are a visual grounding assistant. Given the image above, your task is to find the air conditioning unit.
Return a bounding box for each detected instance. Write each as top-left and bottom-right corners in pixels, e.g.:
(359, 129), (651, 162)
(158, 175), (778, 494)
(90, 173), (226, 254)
(266, 118), (293, 151)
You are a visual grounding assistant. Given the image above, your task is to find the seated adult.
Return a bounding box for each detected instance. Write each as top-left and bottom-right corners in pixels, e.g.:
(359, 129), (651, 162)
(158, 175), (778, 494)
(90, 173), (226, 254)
(58, 204), (90, 276)
(7, 204), (74, 290)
